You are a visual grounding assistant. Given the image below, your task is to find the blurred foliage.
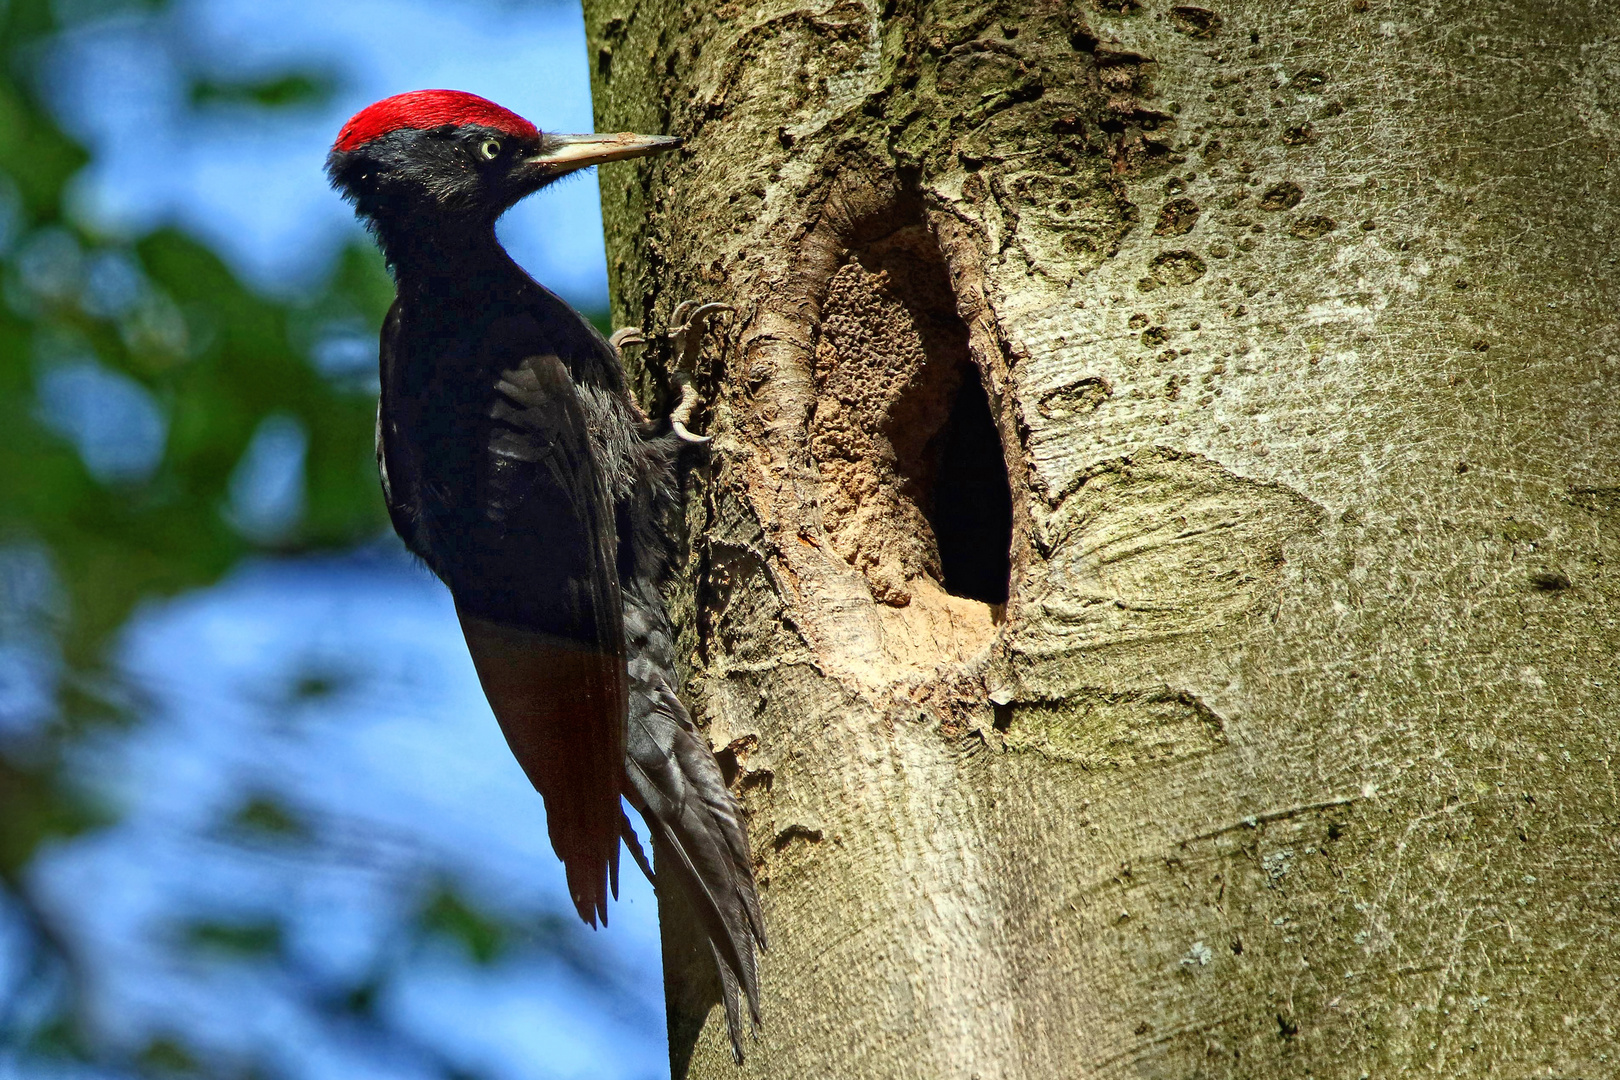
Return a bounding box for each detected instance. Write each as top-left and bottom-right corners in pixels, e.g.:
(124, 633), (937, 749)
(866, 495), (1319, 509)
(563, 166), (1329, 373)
(0, 0), (394, 1066)
(187, 71), (340, 111)
(0, 3), (652, 1075)
(419, 885), (509, 966)
(228, 794), (311, 839)
(0, 756), (108, 874)
(135, 1036), (202, 1075)
(181, 919), (285, 958)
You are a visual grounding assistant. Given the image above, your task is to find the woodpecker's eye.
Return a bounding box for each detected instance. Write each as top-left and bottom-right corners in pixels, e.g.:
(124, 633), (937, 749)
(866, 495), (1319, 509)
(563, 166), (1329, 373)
(479, 139), (502, 161)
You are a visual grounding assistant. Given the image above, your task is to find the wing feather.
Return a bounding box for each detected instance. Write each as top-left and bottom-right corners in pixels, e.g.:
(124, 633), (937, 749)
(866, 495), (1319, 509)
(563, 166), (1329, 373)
(376, 283), (631, 930)
(454, 352), (627, 927)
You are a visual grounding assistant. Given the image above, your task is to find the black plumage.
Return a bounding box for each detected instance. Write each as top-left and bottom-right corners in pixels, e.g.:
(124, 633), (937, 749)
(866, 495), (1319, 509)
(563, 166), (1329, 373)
(327, 90), (763, 1058)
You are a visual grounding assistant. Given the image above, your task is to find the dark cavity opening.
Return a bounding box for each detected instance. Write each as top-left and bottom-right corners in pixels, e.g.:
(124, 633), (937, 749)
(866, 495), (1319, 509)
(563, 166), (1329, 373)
(925, 373), (1013, 604)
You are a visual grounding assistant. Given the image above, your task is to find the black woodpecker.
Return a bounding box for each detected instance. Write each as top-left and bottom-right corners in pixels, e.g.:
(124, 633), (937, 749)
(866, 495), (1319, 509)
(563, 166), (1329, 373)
(326, 89), (764, 1058)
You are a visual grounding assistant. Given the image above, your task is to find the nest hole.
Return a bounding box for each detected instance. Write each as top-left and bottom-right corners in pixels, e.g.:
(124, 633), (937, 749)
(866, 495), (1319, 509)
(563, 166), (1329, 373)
(810, 209), (1013, 608)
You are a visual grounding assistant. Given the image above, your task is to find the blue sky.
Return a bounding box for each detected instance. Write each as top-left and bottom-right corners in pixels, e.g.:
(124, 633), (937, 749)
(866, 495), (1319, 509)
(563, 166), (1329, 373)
(4, 2), (670, 1076)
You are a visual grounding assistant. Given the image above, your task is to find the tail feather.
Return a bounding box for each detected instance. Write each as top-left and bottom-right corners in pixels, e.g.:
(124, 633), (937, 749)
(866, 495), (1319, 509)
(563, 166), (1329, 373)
(710, 938), (746, 1064)
(620, 811), (657, 886)
(624, 657), (765, 1060)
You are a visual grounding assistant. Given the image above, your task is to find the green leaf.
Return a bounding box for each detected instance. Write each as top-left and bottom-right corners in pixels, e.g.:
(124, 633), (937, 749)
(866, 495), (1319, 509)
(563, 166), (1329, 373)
(420, 886), (507, 965)
(136, 1035), (200, 1075)
(24, 1011), (89, 1060)
(229, 796), (310, 840)
(0, 757), (106, 874)
(182, 918), (284, 958)
(187, 71), (339, 110)
(0, 81), (89, 219)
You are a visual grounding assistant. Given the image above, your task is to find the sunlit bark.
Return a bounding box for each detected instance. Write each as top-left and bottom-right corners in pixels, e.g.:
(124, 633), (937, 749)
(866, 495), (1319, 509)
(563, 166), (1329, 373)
(584, 0), (1620, 1074)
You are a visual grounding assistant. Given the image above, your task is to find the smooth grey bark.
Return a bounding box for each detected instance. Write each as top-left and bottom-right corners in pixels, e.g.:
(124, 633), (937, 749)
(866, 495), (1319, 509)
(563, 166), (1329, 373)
(582, 0), (1620, 1075)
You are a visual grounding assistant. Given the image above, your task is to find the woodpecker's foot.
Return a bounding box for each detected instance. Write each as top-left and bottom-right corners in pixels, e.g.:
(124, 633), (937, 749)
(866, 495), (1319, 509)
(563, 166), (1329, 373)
(667, 371), (708, 445)
(665, 301), (731, 444)
(669, 301), (732, 371)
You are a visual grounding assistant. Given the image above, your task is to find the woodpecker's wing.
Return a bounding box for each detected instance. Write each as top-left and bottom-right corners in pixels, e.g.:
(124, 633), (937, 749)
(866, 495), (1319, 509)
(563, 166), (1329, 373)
(448, 347), (627, 928)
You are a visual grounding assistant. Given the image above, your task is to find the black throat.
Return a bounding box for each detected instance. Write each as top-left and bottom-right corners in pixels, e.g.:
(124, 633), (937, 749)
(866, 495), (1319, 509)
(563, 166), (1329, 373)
(377, 218), (511, 300)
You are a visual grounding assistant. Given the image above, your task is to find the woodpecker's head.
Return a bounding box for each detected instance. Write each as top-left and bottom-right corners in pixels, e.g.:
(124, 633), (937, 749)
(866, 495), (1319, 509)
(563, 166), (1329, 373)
(327, 90), (679, 243)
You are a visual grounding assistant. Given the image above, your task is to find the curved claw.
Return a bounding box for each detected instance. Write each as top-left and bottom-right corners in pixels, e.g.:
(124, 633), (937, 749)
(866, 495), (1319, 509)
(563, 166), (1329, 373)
(610, 327), (647, 350)
(671, 420), (711, 444)
(669, 377), (710, 443)
(680, 302), (734, 327)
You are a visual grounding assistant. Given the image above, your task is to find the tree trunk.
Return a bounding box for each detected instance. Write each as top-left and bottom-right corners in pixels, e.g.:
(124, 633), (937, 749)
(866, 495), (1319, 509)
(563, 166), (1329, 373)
(583, 0), (1620, 1074)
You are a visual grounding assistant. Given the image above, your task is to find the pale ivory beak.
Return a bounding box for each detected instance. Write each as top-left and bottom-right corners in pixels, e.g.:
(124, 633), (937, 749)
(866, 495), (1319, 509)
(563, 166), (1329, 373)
(526, 132), (682, 176)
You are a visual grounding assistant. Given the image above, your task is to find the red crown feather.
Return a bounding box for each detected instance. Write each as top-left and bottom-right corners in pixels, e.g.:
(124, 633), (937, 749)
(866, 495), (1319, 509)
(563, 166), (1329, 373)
(333, 90), (539, 153)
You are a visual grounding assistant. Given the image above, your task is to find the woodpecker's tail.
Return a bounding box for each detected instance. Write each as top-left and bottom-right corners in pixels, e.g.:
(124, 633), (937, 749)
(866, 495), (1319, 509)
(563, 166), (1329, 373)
(623, 653), (765, 1061)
